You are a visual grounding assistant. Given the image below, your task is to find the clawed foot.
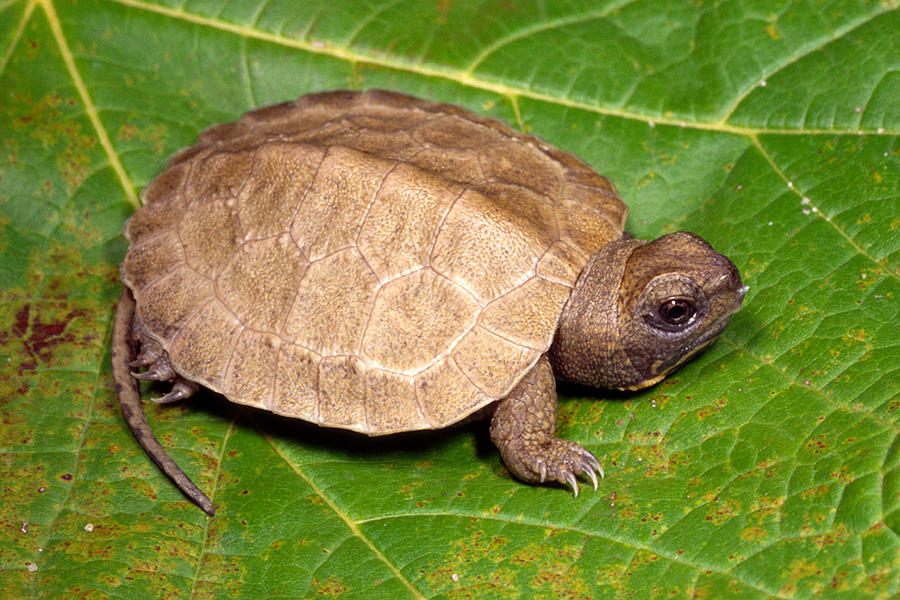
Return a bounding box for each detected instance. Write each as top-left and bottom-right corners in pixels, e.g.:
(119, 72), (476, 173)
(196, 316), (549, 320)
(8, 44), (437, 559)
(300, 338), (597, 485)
(129, 333), (198, 403)
(501, 437), (604, 497)
(149, 378), (199, 404)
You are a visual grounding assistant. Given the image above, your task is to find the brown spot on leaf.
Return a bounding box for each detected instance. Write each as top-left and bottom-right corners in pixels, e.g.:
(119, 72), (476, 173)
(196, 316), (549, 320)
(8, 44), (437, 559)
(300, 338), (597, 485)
(3, 303), (89, 367)
(805, 434), (829, 454)
(812, 523), (850, 549)
(779, 559), (824, 596)
(311, 575), (348, 597)
(11, 92), (96, 189)
(517, 538), (592, 598)
(799, 484), (832, 499)
(704, 498), (740, 525)
(741, 526), (767, 541)
(118, 124), (138, 141)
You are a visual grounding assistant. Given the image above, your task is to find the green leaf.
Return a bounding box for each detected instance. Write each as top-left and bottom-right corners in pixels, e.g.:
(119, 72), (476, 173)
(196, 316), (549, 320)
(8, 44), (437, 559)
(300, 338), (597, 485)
(1, 0), (897, 598)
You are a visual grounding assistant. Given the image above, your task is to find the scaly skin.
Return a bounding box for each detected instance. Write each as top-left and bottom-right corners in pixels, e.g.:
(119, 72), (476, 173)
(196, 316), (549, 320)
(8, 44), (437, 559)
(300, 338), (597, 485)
(111, 288), (215, 515)
(490, 356), (603, 495)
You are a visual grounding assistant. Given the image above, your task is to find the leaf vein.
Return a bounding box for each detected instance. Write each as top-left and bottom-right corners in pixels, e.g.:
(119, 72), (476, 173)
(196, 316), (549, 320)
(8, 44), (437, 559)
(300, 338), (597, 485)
(260, 429), (426, 600)
(39, 0), (139, 209)
(462, 0), (637, 78)
(718, 5), (899, 125)
(106, 0), (900, 137)
(751, 135), (899, 282)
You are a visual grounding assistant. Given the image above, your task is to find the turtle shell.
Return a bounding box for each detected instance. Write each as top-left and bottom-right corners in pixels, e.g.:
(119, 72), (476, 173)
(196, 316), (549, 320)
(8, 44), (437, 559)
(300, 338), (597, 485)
(122, 90), (627, 434)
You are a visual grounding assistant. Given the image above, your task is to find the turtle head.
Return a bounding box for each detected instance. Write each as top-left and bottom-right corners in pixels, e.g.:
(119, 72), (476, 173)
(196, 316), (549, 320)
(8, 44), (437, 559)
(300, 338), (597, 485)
(549, 231), (746, 391)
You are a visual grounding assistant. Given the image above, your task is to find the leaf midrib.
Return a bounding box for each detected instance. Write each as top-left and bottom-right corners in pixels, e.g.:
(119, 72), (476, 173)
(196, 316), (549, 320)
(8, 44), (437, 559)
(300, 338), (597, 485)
(107, 0), (900, 136)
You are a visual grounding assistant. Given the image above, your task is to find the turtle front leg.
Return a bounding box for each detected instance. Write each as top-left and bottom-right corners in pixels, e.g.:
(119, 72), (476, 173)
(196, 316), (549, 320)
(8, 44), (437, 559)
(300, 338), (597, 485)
(490, 356), (603, 496)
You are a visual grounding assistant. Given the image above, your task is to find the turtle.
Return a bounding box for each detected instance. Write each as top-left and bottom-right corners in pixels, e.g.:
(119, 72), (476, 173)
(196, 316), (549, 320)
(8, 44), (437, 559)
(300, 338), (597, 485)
(111, 89), (746, 515)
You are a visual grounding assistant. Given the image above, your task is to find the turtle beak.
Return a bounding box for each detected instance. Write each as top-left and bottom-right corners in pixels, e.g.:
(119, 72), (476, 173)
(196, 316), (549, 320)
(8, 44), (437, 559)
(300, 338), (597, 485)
(712, 267), (748, 316)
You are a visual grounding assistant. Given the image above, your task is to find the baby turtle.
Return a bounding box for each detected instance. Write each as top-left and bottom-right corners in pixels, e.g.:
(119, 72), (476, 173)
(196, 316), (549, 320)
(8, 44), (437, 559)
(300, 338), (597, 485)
(112, 90), (746, 515)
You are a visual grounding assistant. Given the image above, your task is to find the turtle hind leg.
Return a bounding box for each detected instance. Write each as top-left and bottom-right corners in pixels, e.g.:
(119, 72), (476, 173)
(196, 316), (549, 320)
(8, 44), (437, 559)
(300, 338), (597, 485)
(489, 356), (603, 497)
(112, 288), (214, 515)
(129, 317), (200, 403)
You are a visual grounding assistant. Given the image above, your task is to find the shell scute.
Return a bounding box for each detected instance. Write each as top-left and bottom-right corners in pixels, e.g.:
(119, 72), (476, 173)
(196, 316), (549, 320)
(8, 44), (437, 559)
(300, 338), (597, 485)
(178, 194), (240, 279)
(271, 343), (320, 419)
(357, 162), (463, 281)
(289, 146), (393, 261)
(365, 370), (426, 433)
(122, 229), (184, 290)
(167, 299), (243, 391)
(479, 276), (573, 351)
(415, 358), (489, 428)
(317, 356), (367, 427)
(237, 142), (325, 240)
(452, 325), (540, 398)
(224, 329), (280, 409)
(361, 269), (479, 373)
(128, 161), (189, 241)
(477, 141), (564, 198)
(216, 233), (307, 333)
(556, 180), (628, 252)
(282, 248), (378, 356)
(430, 187), (554, 302)
(134, 264), (213, 344)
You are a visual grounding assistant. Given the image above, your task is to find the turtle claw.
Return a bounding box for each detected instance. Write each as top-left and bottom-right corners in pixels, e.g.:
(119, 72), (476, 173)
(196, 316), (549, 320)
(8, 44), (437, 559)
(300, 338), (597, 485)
(129, 345), (160, 368)
(555, 445), (603, 497)
(133, 369), (164, 381)
(580, 450), (604, 488)
(585, 451), (604, 479)
(132, 361), (175, 382)
(128, 337), (198, 403)
(565, 450), (602, 497)
(129, 355), (154, 369)
(583, 462), (599, 491)
(538, 461), (548, 483)
(152, 380), (199, 404)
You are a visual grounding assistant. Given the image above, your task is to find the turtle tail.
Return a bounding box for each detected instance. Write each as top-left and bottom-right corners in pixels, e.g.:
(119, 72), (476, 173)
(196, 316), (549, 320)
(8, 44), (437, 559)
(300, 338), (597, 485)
(111, 288), (215, 516)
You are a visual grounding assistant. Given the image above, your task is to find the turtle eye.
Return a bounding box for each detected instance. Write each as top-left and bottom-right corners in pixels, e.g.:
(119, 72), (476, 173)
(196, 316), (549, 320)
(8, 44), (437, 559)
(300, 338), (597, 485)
(658, 298), (695, 326)
(638, 275), (707, 335)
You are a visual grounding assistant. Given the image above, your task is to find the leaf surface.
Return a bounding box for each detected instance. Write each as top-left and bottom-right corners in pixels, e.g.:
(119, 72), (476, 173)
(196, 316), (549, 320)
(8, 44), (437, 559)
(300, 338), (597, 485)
(1, 1), (897, 598)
